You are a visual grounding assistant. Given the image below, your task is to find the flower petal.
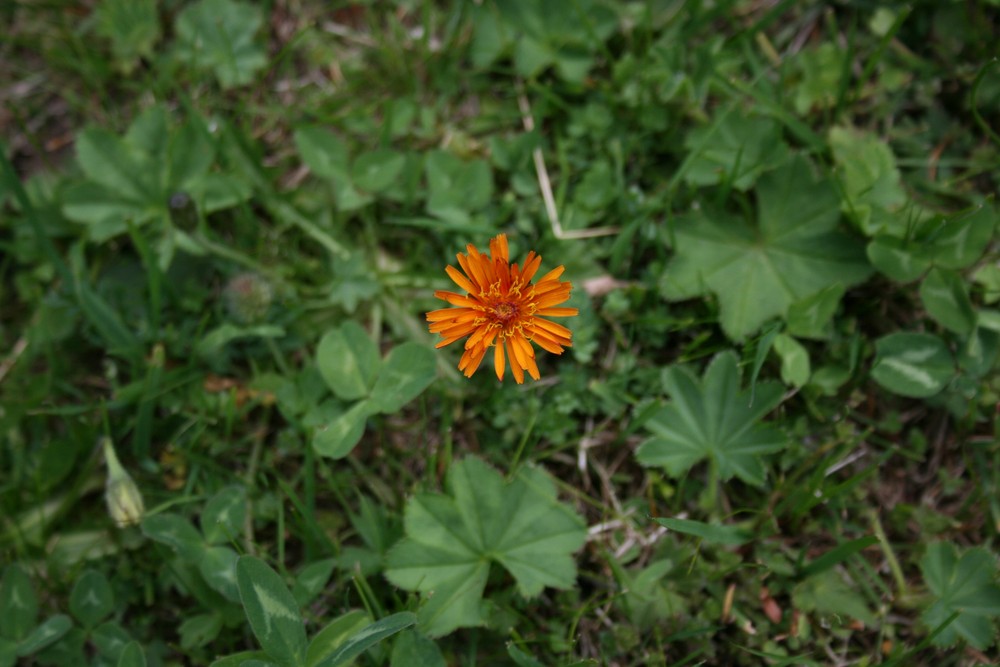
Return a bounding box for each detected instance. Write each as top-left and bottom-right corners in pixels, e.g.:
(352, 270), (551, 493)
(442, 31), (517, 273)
(445, 265), (478, 294)
(494, 340), (505, 381)
(536, 307), (578, 317)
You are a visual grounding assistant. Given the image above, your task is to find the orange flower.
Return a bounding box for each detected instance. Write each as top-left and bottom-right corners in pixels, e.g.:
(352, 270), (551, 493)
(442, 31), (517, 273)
(427, 234), (578, 383)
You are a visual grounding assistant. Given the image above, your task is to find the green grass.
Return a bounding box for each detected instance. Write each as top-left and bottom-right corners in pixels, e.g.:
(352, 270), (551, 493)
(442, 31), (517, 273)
(2, 1), (1000, 665)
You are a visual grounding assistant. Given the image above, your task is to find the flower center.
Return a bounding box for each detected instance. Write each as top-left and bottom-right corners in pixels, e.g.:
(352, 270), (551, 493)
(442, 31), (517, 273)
(492, 302), (519, 323)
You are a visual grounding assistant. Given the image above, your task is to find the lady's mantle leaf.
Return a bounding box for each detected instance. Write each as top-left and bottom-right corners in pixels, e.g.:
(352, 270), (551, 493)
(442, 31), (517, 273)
(174, 0), (267, 89)
(384, 457), (586, 637)
(636, 351), (788, 486)
(920, 542), (1000, 649)
(660, 155), (871, 340)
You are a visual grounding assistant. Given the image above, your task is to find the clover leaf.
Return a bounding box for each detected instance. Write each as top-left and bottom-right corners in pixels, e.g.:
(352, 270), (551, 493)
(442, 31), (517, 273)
(62, 105), (250, 247)
(174, 0), (267, 89)
(920, 542), (1000, 649)
(660, 155), (872, 340)
(636, 351), (788, 487)
(384, 457), (586, 637)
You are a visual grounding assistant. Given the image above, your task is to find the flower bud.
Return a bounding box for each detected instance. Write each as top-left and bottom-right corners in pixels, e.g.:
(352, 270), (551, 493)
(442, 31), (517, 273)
(224, 272), (274, 324)
(102, 437), (145, 528)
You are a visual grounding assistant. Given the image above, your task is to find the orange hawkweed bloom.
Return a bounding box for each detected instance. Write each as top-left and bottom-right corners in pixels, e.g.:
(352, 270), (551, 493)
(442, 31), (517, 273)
(427, 234), (578, 383)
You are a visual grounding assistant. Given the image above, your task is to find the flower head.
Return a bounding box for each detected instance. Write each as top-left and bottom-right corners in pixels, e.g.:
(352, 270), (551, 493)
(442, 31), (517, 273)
(427, 234), (578, 383)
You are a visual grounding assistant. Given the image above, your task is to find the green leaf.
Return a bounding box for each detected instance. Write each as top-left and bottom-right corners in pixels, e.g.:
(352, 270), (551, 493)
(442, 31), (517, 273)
(369, 343), (436, 413)
(179, 613), (223, 650)
(195, 324), (286, 358)
(385, 457), (586, 637)
(0, 639), (15, 667)
(316, 322), (381, 401)
(91, 621), (131, 660)
(773, 333), (811, 388)
(786, 284), (845, 340)
(294, 127), (351, 181)
(304, 610), (369, 667)
(74, 127), (152, 202)
(95, 0), (161, 72)
(870, 332), (954, 398)
(117, 641), (147, 667)
(660, 156), (871, 339)
(920, 267), (976, 334)
(958, 323), (1000, 378)
(921, 542), (1000, 649)
(15, 615), (72, 657)
(866, 235), (932, 282)
(312, 400), (376, 460)
(389, 630), (445, 667)
(507, 643), (545, 667)
(199, 546), (240, 601)
(351, 150), (405, 194)
(209, 651), (270, 667)
(636, 351), (788, 486)
(683, 112), (789, 191)
(313, 613), (417, 667)
(0, 564), (38, 641)
(168, 120), (215, 191)
(174, 0), (267, 88)
(69, 570), (115, 629)
(201, 485), (248, 545)
(829, 126), (907, 235)
(793, 570), (875, 626)
(651, 517), (752, 546)
(797, 536), (878, 580)
(425, 151), (494, 223)
(141, 513), (205, 561)
(928, 204), (997, 270)
(236, 556), (308, 667)
(292, 559), (337, 608)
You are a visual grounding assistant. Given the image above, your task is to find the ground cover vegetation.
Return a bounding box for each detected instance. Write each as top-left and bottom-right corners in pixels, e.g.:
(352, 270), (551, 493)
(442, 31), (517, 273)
(1, 0), (999, 665)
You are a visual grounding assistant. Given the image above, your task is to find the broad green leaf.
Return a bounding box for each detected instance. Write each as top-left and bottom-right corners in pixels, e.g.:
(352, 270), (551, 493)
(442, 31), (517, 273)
(236, 556), (308, 667)
(385, 457), (586, 636)
(958, 324), (1000, 378)
(313, 613), (416, 667)
(507, 644), (545, 667)
(974, 264), (1000, 304)
(209, 651), (270, 667)
(425, 151), (494, 224)
(389, 630), (445, 667)
(174, 0), (266, 88)
(199, 546), (240, 601)
(786, 284), (845, 340)
(928, 204), (996, 270)
(69, 570), (114, 629)
(920, 267), (976, 334)
(141, 513), (205, 561)
(294, 127), (351, 181)
(793, 570), (875, 626)
(316, 322), (381, 401)
(95, 0), (161, 72)
(636, 351), (788, 486)
(921, 542), (1000, 649)
(168, 120), (215, 191)
(651, 517), (752, 546)
(74, 128), (152, 202)
(829, 126), (907, 235)
(91, 621), (131, 660)
(683, 112), (789, 191)
(180, 613), (223, 650)
(201, 485), (248, 545)
(0, 564), (38, 640)
(304, 610), (369, 667)
(369, 343), (436, 413)
(195, 324), (286, 358)
(866, 235), (931, 282)
(616, 559), (684, 629)
(870, 333), (954, 398)
(15, 615), (72, 657)
(351, 150), (405, 194)
(117, 641), (147, 667)
(292, 559), (337, 608)
(792, 43), (844, 114)
(773, 333), (810, 387)
(0, 640), (17, 667)
(660, 156), (871, 340)
(312, 400), (376, 459)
